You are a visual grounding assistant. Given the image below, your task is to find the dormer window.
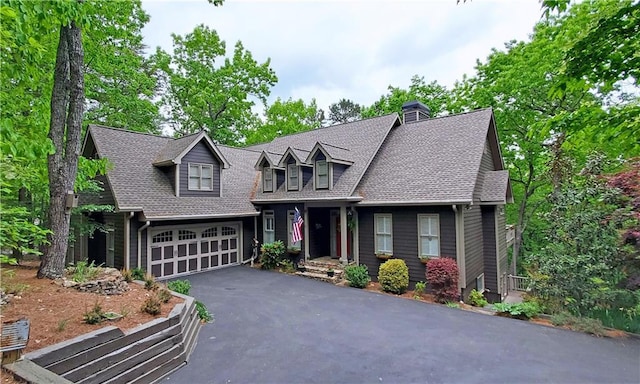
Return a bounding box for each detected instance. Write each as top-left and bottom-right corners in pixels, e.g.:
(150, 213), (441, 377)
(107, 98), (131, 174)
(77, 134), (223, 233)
(315, 160), (329, 189)
(287, 163), (299, 191)
(263, 167), (273, 192)
(188, 163), (213, 191)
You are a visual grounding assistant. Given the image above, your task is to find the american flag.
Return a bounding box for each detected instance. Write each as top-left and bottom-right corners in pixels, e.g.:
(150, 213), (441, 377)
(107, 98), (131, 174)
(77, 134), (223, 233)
(292, 207), (303, 243)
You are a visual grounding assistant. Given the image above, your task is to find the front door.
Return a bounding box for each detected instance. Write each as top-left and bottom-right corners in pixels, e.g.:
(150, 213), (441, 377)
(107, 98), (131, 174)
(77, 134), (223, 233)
(330, 210), (351, 258)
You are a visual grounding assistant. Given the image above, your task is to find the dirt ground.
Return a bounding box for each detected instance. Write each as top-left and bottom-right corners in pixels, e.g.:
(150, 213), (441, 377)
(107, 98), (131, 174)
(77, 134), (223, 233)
(1, 262), (181, 383)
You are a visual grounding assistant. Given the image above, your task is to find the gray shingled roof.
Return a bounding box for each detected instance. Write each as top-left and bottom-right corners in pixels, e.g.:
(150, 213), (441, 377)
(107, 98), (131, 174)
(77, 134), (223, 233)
(481, 170), (510, 203)
(356, 108), (495, 204)
(87, 125), (259, 219)
(153, 132), (200, 165)
(249, 114), (400, 202)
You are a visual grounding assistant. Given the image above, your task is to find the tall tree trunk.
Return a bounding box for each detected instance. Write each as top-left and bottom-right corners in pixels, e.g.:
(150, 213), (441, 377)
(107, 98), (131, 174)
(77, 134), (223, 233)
(38, 22), (84, 279)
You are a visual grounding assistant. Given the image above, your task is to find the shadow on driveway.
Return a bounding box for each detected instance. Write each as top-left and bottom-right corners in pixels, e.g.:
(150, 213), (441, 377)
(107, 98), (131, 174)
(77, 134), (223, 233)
(165, 266), (640, 384)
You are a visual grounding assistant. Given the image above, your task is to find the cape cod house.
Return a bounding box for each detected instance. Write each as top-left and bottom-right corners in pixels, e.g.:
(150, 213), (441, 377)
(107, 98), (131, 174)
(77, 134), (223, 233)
(75, 102), (512, 302)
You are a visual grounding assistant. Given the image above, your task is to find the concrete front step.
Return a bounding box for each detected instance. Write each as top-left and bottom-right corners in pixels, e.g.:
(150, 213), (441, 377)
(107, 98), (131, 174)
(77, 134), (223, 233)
(299, 264), (343, 277)
(295, 271), (340, 284)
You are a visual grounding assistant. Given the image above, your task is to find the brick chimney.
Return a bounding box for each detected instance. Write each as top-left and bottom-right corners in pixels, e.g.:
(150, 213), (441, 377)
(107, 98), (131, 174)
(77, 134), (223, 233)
(401, 101), (430, 124)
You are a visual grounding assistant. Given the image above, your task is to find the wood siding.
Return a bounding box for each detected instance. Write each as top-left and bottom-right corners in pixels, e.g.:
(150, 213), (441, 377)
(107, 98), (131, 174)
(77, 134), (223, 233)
(481, 206), (497, 292)
(357, 206), (456, 285)
(497, 205), (508, 293)
(258, 204), (303, 252)
(275, 169), (285, 190)
(473, 139), (495, 201)
(180, 141), (221, 197)
(463, 206), (483, 293)
(302, 166), (312, 187)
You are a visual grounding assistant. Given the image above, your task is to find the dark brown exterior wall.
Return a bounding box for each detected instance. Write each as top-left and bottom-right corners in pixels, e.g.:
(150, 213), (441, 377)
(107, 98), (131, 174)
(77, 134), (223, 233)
(357, 206), (456, 285)
(257, 203), (303, 251)
(180, 141), (221, 197)
(497, 205), (508, 292)
(482, 206), (497, 293)
(463, 206), (483, 295)
(333, 164), (347, 185)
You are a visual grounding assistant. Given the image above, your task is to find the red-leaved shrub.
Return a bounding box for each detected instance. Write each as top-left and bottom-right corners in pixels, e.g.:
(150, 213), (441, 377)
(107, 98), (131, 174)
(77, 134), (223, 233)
(425, 257), (459, 303)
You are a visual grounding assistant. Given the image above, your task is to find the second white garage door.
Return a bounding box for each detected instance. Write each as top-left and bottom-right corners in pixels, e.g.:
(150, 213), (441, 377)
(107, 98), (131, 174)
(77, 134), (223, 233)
(149, 222), (242, 279)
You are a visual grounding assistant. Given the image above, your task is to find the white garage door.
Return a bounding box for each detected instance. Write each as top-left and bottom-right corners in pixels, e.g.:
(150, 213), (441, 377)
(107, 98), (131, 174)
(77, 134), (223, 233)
(148, 222), (241, 278)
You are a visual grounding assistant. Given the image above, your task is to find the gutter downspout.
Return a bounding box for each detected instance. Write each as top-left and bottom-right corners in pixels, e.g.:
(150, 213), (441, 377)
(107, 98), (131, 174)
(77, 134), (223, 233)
(137, 221), (151, 270)
(124, 212), (135, 270)
(453, 205), (466, 299)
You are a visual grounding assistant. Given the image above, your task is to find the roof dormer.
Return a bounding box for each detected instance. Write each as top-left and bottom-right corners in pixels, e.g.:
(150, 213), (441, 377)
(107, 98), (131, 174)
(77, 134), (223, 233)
(305, 142), (353, 190)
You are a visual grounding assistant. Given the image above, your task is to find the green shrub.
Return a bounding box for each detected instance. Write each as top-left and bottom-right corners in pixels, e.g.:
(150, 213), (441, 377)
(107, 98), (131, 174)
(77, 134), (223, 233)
(131, 268), (145, 280)
(260, 240), (286, 270)
(414, 281), (426, 299)
(168, 279), (192, 295)
(69, 260), (102, 283)
(278, 259), (296, 273)
(378, 259), (409, 294)
(144, 273), (158, 291)
(83, 301), (105, 324)
(425, 257), (459, 303)
(467, 289), (488, 307)
(195, 300), (213, 323)
(141, 296), (161, 315)
(551, 312), (607, 336)
(446, 302), (460, 308)
(344, 265), (370, 288)
(493, 302), (541, 320)
(120, 269), (133, 283)
(157, 288), (172, 304)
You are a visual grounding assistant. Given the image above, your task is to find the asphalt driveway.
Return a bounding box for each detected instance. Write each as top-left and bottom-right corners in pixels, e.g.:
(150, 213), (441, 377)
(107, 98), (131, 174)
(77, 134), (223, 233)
(165, 266), (640, 384)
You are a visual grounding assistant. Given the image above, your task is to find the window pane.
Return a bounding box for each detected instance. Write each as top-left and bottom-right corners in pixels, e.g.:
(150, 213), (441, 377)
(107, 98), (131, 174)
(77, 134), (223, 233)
(202, 165), (212, 178)
(189, 176), (200, 190)
(317, 160), (328, 175)
(189, 164), (200, 177)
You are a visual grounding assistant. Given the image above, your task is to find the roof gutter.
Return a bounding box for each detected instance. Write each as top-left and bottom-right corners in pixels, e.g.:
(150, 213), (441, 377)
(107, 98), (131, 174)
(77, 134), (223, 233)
(251, 196), (363, 204)
(143, 211), (260, 221)
(356, 199), (471, 207)
(137, 221), (151, 269)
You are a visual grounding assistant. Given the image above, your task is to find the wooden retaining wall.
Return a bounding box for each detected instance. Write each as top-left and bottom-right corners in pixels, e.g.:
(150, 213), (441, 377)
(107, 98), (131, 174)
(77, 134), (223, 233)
(4, 293), (200, 384)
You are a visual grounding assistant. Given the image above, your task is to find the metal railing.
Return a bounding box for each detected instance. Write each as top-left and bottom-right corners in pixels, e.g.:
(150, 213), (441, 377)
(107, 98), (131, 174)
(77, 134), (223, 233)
(508, 274), (530, 292)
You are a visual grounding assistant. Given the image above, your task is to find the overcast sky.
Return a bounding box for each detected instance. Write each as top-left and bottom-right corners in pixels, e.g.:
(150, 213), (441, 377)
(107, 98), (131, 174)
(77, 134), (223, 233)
(141, 0), (543, 112)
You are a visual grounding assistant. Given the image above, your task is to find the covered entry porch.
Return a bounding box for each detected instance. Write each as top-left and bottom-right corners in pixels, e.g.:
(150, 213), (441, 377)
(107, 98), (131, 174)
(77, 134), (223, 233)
(303, 205), (358, 264)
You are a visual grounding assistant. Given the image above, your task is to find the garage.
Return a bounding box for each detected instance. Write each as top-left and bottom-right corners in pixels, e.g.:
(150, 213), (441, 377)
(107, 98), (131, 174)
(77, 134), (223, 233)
(148, 222), (242, 278)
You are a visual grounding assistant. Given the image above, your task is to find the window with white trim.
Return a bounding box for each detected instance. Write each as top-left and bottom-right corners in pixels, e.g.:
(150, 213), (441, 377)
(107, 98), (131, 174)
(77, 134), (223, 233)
(374, 214), (393, 254)
(418, 214), (440, 257)
(287, 163), (299, 191)
(263, 167), (273, 192)
(188, 163), (213, 191)
(263, 210), (275, 244)
(315, 160), (329, 189)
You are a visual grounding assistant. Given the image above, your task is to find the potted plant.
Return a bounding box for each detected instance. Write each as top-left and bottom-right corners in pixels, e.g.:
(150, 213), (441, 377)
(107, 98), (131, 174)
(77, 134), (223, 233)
(327, 268), (335, 277)
(419, 256), (430, 265)
(375, 252), (393, 260)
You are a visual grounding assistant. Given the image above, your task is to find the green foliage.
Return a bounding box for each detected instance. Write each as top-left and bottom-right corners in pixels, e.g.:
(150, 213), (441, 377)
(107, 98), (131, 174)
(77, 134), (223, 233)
(378, 259), (409, 294)
(120, 269), (133, 283)
(586, 307), (640, 334)
(277, 259), (296, 273)
(56, 318), (69, 332)
(195, 300), (213, 323)
(445, 302), (460, 309)
(83, 301), (106, 324)
(260, 240), (286, 270)
(244, 98), (324, 145)
(362, 75), (451, 118)
(131, 268), (145, 281)
(529, 155), (637, 315)
(493, 302), (541, 320)
(328, 98), (362, 125)
(144, 273), (158, 291)
(157, 288), (172, 304)
(425, 258), (459, 303)
(0, 255), (18, 265)
(141, 296), (161, 316)
(343, 264), (370, 289)
(550, 312), (607, 336)
(154, 24), (277, 145)
(167, 279), (192, 295)
(413, 281), (426, 299)
(69, 260), (102, 283)
(467, 289), (489, 307)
